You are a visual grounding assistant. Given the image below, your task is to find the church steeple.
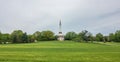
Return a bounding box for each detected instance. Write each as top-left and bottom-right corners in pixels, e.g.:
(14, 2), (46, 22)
(57, 19), (64, 41)
(59, 20), (62, 34)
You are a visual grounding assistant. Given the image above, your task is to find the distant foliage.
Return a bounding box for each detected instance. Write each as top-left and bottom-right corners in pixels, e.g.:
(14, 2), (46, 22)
(109, 33), (115, 42)
(96, 33), (103, 41)
(33, 31), (41, 41)
(79, 30), (93, 42)
(1, 33), (10, 44)
(65, 32), (77, 40)
(11, 30), (24, 43)
(40, 30), (55, 41)
(22, 32), (28, 43)
(28, 35), (35, 43)
(0, 29), (120, 44)
(114, 30), (120, 42)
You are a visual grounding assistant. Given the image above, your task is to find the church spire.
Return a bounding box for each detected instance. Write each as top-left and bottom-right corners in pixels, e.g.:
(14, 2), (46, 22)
(59, 19), (62, 33)
(58, 19), (64, 41)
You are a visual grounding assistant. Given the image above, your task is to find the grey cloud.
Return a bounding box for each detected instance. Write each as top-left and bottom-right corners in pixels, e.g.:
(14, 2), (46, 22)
(0, 0), (120, 35)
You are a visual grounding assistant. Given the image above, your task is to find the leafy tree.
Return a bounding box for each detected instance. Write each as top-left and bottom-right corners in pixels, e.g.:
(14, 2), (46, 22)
(22, 32), (28, 43)
(78, 30), (93, 42)
(1, 33), (10, 44)
(78, 30), (88, 41)
(91, 36), (96, 43)
(114, 30), (120, 42)
(109, 33), (115, 42)
(41, 30), (54, 41)
(103, 36), (109, 43)
(96, 33), (103, 41)
(65, 32), (77, 40)
(28, 35), (35, 43)
(11, 30), (24, 43)
(33, 31), (41, 41)
(86, 32), (93, 41)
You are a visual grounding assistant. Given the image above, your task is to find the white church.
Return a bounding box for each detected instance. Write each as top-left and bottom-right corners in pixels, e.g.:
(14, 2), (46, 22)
(57, 20), (64, 41)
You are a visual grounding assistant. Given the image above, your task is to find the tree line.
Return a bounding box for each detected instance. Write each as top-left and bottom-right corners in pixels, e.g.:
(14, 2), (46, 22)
(0, 30), (54, 44)
(0, 30), (120, 44)
(65, 30), (120, 43)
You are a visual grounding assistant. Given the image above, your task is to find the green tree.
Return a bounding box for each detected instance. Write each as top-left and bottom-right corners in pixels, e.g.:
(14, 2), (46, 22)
(114, 30), (120, 42)
(41, 30), (54, 41)
(11, 30), (24, 43)
(1, 33), (10, 44)
(33, 31), (41, 41)
(86, 32), (93, 41)
(103, 36), (109, 43)
(22, 32), (28, 43)
(28, 35), (35, 43)
(78, 30), (93, 42)
(65, 32), (77, 40)
(109, 33), (115, 42)
(91, 36), (96, 42)
(78, 30), (87, 41)
(96, 33), (103, 41)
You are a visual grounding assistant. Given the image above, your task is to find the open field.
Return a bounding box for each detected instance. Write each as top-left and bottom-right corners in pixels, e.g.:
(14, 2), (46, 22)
(0, 41), (120, 62)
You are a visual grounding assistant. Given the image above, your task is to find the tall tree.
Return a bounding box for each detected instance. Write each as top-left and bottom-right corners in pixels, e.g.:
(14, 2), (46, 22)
(86, 32), (93, 41)
(33, 31), (41, 41)
(109, 33), (115, 42)
(78, 30), (88, 41)
(96, 33), (103, 41)
(22, 32), (28, 43)
(28, 35), (35, 43)
(65, 32), (77, 40)
(103, 36), (109, 43)
(114, 30), (120, 42)
(11, 30), (23, 43)
(78, 30), (93, 42)
(1, 33), (10, 44)
(41, 30), (54, 41)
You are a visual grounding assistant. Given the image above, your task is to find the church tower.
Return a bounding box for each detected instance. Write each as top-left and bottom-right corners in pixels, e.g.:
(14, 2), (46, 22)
(57, 20), (64, 41)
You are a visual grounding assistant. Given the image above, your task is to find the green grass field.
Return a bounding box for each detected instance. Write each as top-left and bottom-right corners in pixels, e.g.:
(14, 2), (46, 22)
(0, 41), (120, 62)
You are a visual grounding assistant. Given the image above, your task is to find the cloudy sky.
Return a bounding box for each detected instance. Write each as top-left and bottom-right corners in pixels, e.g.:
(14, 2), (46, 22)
(0, 0), (120, 35)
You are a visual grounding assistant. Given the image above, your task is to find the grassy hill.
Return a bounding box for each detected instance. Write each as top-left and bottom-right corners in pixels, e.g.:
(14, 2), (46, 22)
(0, 41), (120, 62)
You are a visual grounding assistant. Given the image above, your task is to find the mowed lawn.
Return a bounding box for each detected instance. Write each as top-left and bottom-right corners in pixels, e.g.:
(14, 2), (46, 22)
(0, 41), (120, 62)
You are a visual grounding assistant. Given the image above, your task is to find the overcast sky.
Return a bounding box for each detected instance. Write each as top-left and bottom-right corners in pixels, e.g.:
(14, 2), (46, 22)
(0, 0), (120, 35)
